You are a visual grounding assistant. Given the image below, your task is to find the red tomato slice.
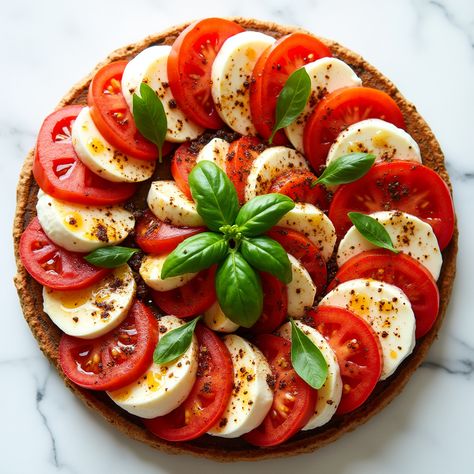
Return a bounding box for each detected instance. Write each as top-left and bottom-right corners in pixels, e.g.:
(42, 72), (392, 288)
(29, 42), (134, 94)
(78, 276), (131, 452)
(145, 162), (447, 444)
(145, 324), (233, 441)
(19, 217), (110, 290)
(328, 249), (440, 338)
(59, 300), (158, 391)
(135, 210), (205, 255)
(33, 106), (136, 205)
(328, 160), (455, 249)
(304, 87), (406, 173)
(307, 306), (383, 414)
(268, 169), (331, 212)
(243, 334), (317, 447)
(168, 18), (245, 129)
(267, 227), (327, 294)
(250, 33), (332, 144)
(170, 141), (199, 199)
(151, 267), (217, 318)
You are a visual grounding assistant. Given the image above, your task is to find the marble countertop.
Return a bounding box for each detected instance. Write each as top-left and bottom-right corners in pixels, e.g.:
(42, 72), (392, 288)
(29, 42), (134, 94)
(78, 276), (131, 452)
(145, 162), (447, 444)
(2, 0), (473, 472)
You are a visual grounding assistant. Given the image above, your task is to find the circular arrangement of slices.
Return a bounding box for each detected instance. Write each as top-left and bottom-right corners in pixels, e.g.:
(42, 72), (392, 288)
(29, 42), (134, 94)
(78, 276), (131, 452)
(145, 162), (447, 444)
(13, 18), (457, 461)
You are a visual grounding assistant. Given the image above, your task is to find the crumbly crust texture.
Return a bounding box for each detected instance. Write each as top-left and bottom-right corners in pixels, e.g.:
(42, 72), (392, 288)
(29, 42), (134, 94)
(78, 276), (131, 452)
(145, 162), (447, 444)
(13, 18), (458, 462)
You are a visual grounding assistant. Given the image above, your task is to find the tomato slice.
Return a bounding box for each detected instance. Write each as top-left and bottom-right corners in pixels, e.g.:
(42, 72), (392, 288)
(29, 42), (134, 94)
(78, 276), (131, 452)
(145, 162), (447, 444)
(151, 267), (217, 318)
(145, 324), (233, 441)
(59, 300), (158, 391)
(19, 217), (110, 290)
(243, 334), (317, 447)
(267, 227), (327, 294)
(328, 160), (455, 249)
(304, 87), (406, 173)
(170, 142), (199, 199)
(168, 18), (245, 129)
(250, 33), (331, 144)
(328, 249), (440, 338)
(307, 306), (383, 414)
(268, 169), (331, 212)
(33, 106), (136, 205)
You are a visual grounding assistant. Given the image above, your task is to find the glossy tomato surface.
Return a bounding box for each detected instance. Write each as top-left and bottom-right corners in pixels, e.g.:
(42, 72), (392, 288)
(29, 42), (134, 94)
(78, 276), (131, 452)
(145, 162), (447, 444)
(170, 141), (199, 199)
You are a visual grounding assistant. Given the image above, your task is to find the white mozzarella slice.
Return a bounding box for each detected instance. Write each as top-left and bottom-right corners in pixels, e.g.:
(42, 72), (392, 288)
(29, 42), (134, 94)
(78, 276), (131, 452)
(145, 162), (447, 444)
(277, 202), (336, 261)
(285, 58), (362, 153)
(320, 278), (416, 380)
(245, 146), (309, 201)
(287, 254), (316, 318)
(139, 254), (197, 291)
(276, 321), (342, 429)
(71, 107), (155, 183)
(208, 335), (273, 438)
(211, 32), (275, 135)
(121, 46), (204, 142)
(326, 119), (422, 165)
(147, 180), (204, 227)
(196, 138), (229, 171)
(43, 265), (136, 339)
(36, 190), (134, 253)
(203, 301), (239, 333)
(108, 315), (198, 418)
(337, 210), (442, 280)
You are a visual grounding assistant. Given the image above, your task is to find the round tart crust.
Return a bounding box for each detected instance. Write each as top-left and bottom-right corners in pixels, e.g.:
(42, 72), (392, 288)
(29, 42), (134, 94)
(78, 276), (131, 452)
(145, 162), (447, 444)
(13, 18), (458, 462)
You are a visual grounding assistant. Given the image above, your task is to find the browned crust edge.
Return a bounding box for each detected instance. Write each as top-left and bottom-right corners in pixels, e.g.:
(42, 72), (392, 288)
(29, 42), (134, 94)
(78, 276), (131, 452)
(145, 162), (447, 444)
(12, 17), (458, 462)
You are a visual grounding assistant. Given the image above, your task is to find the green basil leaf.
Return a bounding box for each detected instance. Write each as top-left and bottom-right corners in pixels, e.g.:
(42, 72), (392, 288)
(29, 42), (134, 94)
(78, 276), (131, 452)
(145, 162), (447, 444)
(314, 152), (376, 187)
(290, 319), (328, 389)
(269, 67), (311, 144)
(188, 161), (239, 232)
(161, 232), (229, 279)
(153, 316), (200, 365)
(215, 252), (263, 328)
(132, 82), (167, 162)
(240, 237), (292, 284)
(348, 212), (400, 254)
(235, 193), (295, 237)
(84, 246), (138, 268)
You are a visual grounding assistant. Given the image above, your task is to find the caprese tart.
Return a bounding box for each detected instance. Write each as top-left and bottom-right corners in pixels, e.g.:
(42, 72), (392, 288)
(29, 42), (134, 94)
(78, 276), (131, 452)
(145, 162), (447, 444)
(13, 17), (457, 461)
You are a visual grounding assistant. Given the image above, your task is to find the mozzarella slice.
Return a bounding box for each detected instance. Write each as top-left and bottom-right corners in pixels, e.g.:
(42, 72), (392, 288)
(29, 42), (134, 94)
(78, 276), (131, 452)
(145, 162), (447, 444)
(211, 32), (275, 135)
(208, 335), (273, 438)
(71, 107), (155, 183)
(285, 58), (362, 153)
(195, 138), (229, 171)
(147, 180), (204, 227)
(36, 190), (134, 253)
(203, 301), (239, 333)
(43, 265), (136, 339)
(326, 119), (422, 165)
(337, 210), (442, 280)
(287, 254), (316, 318)
(319, 278), (416, 380)
(108, 315), (198, 418)
(245, 146), (309, 201)
(277, 203), (336, 261)
(139, 254), (197, 291)
(121, 46), (204, 142)
(276, 321), (342, 429)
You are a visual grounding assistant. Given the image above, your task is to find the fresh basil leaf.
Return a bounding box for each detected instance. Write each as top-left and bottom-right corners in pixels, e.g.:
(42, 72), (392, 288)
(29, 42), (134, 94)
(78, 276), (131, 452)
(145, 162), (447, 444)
(132, 82), (167, 162)
(188, 161), (239, 232)
(235, 193), (295, 237)
(153, 316), (200, 365)
(314, 153), (376, 187)
(269, 67), (311, 144)
(161, 232), (228, 279)
(84, 246), (138, 268)
(290, 319), (328, 389)
(348, 212), (400, 254)
(215, 252), (263, 328)
(240, 237), (292, 284)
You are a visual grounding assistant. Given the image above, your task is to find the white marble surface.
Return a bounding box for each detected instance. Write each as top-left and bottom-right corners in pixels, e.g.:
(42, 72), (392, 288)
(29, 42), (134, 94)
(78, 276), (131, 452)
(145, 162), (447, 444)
(1, 0), (473, 472)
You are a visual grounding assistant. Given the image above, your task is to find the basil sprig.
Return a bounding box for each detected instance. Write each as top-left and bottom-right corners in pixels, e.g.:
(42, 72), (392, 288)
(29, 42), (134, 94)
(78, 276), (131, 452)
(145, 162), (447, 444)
(348, 212), (400, 254)
(84, 246), (138, 268)
(269, 67), (311, 144)
(132, 82), (167, 162)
